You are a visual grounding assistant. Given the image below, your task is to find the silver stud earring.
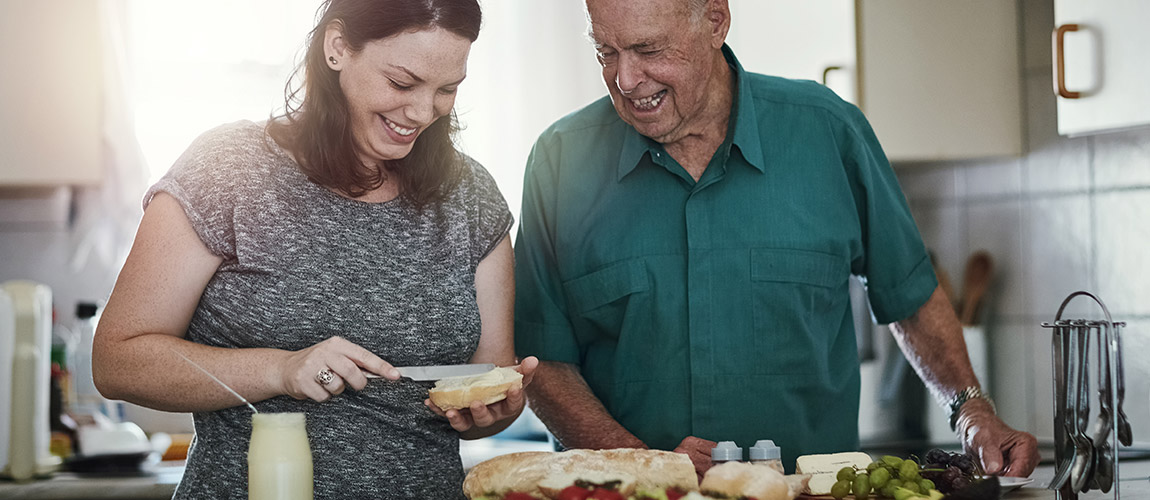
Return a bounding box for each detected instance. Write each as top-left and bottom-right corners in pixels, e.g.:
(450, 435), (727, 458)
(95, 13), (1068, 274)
(328, 56), (337, 65)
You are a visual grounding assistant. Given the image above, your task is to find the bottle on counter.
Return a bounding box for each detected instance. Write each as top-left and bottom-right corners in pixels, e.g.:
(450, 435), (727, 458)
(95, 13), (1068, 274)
(711, 441), (744, 465)
(248, 412), (313, 500)
(748, 439), (784, 474)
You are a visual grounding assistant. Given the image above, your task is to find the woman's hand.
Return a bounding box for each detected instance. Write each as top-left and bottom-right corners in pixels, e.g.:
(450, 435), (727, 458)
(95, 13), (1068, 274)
(425, 356), (538, 432)
(278, 336), (400, 403)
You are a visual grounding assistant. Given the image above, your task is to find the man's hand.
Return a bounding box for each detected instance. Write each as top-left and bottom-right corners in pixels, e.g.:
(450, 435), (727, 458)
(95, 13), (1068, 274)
(673, 436), (717, 481)
(955, 399), (1040, 477)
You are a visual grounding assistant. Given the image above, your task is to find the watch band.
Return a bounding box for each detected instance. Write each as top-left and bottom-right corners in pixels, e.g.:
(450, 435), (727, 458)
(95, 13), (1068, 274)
(948, 386), (996, 432)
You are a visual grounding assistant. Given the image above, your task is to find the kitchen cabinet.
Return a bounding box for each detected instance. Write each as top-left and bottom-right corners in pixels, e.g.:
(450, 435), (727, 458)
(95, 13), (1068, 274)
(1053, 0), (1150, 136)
(726, 0), (1022, 162)
(0, 1), (103, 186)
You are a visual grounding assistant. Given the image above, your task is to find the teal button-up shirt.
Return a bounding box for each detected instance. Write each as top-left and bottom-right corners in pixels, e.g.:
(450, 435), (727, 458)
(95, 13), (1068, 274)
(514, 46), (937, 469)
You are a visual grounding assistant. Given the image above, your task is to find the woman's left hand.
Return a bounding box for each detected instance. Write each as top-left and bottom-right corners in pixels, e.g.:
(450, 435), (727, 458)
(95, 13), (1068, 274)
(425, 356), (538, 432)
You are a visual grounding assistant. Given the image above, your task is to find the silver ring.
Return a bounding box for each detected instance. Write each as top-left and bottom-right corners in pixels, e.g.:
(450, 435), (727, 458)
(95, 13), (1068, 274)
(315, 368), (335, 386)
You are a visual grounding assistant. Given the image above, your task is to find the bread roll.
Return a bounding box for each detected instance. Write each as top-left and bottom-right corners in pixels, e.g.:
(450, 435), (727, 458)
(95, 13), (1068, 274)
(428, 366), (523, 410)
(462, 449), (699, 499)
(699, 462), (796, 500)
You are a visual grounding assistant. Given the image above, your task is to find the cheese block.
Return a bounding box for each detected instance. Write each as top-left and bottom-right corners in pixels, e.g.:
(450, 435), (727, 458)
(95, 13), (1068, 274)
(794, 452), (871, 495)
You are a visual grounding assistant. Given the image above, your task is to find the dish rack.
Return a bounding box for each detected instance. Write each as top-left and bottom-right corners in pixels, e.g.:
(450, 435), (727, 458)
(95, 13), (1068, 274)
(1041, 291), (1133, 499)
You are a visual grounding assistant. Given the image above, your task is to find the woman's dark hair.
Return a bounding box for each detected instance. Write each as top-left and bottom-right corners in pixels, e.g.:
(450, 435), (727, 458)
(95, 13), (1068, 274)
(267, 0), (481, 207)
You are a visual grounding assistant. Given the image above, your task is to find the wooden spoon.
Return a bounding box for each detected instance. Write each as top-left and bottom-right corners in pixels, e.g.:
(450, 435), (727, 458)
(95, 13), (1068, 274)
(959, 251), (993, 326)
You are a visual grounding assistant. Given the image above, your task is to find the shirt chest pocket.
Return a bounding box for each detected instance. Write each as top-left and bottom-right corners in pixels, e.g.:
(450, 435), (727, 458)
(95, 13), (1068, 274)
(562, 258), (650, 341)
(749, 248), (850, 374)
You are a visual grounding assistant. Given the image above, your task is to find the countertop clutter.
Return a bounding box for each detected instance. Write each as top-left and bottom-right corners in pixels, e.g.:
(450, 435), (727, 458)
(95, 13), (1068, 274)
(2, 459), (1149, 499)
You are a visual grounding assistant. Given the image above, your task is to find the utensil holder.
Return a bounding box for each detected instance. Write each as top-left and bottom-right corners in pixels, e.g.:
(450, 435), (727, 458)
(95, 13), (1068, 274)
(1041, 291), (1130, 499)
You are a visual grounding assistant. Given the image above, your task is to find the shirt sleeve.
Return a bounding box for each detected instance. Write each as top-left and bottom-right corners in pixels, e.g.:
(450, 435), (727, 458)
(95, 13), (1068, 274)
(513, 133), (582, 365)
(463, 158), (514, 267)
(142, 123), (245, 259)
(839, 106), (938, 324)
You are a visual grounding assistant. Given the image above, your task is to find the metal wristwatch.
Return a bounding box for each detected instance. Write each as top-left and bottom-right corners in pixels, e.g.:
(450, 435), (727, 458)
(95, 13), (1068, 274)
(948, 386), (996, 432)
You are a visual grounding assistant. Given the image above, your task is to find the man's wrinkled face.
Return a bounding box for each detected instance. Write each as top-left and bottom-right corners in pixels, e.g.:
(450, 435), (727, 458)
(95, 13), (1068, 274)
(586, 0), (717, 144)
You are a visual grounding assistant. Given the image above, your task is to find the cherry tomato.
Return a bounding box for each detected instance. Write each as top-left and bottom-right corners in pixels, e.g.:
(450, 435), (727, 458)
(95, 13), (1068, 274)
(503, 493), (536, 500)
(557, 485), (593, 500)
(588, 489), (625, 500)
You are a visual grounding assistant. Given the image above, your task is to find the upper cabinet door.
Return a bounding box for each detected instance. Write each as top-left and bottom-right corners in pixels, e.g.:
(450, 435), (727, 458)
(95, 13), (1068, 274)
(1054, 0), (1150, 136)
(0, 1), (103, 186)
(727, 0), (1022, 163)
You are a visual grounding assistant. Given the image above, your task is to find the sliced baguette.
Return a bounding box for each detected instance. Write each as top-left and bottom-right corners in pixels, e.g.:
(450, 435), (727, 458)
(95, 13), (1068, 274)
(428, 366), (523, 410)
(462, 449), (698, 499)
(699, 461), (793, 500)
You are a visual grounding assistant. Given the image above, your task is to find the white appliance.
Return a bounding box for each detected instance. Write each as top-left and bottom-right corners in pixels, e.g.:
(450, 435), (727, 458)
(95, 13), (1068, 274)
(0, 280), (60, 481)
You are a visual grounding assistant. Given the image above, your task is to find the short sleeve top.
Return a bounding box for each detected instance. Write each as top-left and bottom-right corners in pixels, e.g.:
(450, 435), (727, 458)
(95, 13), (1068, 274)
(146, 120), (512, 499)
(513, 46), (936, 470)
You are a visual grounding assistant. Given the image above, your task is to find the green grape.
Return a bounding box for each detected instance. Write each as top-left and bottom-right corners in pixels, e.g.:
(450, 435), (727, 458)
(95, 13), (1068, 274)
(867, 461), (883, 473)
(887, 478), (903, 489)
(830, 479), (852, 500)
(870, 467), (891, 489)
(899, 460), (920, 481)
(837, 466), (857, 482)
(852, 473), (871, 499)
(919, 479), (935, 491)
(882, 455), (904, 467)
(901, 481), (920, 494)
(879, 484), (899, 498)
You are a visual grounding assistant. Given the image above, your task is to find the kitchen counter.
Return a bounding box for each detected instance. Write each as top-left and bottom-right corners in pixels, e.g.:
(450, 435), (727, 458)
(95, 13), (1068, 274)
(1004, 458), (1150, 499)
(3, 457), (1148, 499)
(0, 462), (182, 500)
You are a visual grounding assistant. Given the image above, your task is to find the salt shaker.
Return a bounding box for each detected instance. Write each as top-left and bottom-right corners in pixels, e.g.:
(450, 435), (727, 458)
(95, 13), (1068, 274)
(748, 439), (784, 474)
(711, 440), (743, 465)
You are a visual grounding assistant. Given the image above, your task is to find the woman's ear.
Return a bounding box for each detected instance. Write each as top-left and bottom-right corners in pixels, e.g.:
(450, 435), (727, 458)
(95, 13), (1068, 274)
(323, 20), (347, 68)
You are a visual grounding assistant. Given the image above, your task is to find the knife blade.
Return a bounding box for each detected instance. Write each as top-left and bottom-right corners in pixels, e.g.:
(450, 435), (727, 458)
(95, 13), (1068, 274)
(363, 363), (496, 381)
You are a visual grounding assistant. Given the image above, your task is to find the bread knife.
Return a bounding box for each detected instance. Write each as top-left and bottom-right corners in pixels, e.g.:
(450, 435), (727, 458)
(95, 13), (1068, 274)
(363, 363), (496, 381)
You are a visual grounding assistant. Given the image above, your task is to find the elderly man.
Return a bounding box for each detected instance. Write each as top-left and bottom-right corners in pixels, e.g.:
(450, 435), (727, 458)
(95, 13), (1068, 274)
(513, 0), (1039, 477)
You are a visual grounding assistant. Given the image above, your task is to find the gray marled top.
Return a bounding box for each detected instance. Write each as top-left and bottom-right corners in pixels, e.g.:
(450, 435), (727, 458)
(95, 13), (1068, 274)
(144, 120), (513, 499)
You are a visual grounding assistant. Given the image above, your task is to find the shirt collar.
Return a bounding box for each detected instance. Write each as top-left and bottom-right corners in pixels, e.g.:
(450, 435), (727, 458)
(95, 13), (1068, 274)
(615, 44), (766, 182)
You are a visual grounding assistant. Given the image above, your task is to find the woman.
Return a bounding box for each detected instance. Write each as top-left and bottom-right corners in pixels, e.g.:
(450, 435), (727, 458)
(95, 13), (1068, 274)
(92, 0), (535, 498)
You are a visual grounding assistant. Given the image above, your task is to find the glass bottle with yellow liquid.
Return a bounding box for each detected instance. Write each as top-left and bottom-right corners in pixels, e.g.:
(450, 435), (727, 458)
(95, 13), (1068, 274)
(248, 413), (313, 500)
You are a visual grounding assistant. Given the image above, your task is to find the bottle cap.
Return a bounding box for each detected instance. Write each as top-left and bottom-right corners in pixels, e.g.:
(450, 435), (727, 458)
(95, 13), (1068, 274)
(711, 441), (743, 461)
(749, 439), (781, 460)
(76, 302), (99, 319)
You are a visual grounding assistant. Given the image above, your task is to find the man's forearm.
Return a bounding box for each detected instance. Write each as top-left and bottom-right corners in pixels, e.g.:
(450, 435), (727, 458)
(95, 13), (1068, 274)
(525, 360), (647, 450)
(890, 286), (982, 407)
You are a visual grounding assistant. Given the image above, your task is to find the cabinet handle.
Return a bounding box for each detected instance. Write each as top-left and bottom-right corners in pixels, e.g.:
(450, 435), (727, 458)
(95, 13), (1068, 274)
(1053, 23), (1081, 99)
(821, 66), (843, 86)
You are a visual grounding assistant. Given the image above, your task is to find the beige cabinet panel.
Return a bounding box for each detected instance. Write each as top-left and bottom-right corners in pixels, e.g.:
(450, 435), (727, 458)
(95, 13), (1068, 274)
(0, 1), (103, 186)
(728, 0), (1022, 163)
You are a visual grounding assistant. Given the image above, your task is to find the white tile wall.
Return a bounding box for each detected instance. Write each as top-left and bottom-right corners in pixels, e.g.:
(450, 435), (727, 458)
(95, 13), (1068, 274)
(1093, 129), (1150, 190)
(1023, 195), (1093, 318)
(966, 199), (1029, 318)
(962, 159), (1024, 199)
(1094, 190), (1150, 316)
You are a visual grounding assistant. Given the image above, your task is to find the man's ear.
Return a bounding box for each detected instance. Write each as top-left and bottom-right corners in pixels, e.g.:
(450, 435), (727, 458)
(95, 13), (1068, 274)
(323, 20), (348, 65)
(706, 0), (731, 49)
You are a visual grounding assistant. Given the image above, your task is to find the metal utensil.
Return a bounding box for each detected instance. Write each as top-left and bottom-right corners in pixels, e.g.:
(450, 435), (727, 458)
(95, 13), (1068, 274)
(363, 363), (496, 381)
(1089, 322), (1115, 493)
(1068, 322), (1095, 493)
(1047, 321), (1072, 490)
(1114, 325), (1134, 446)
